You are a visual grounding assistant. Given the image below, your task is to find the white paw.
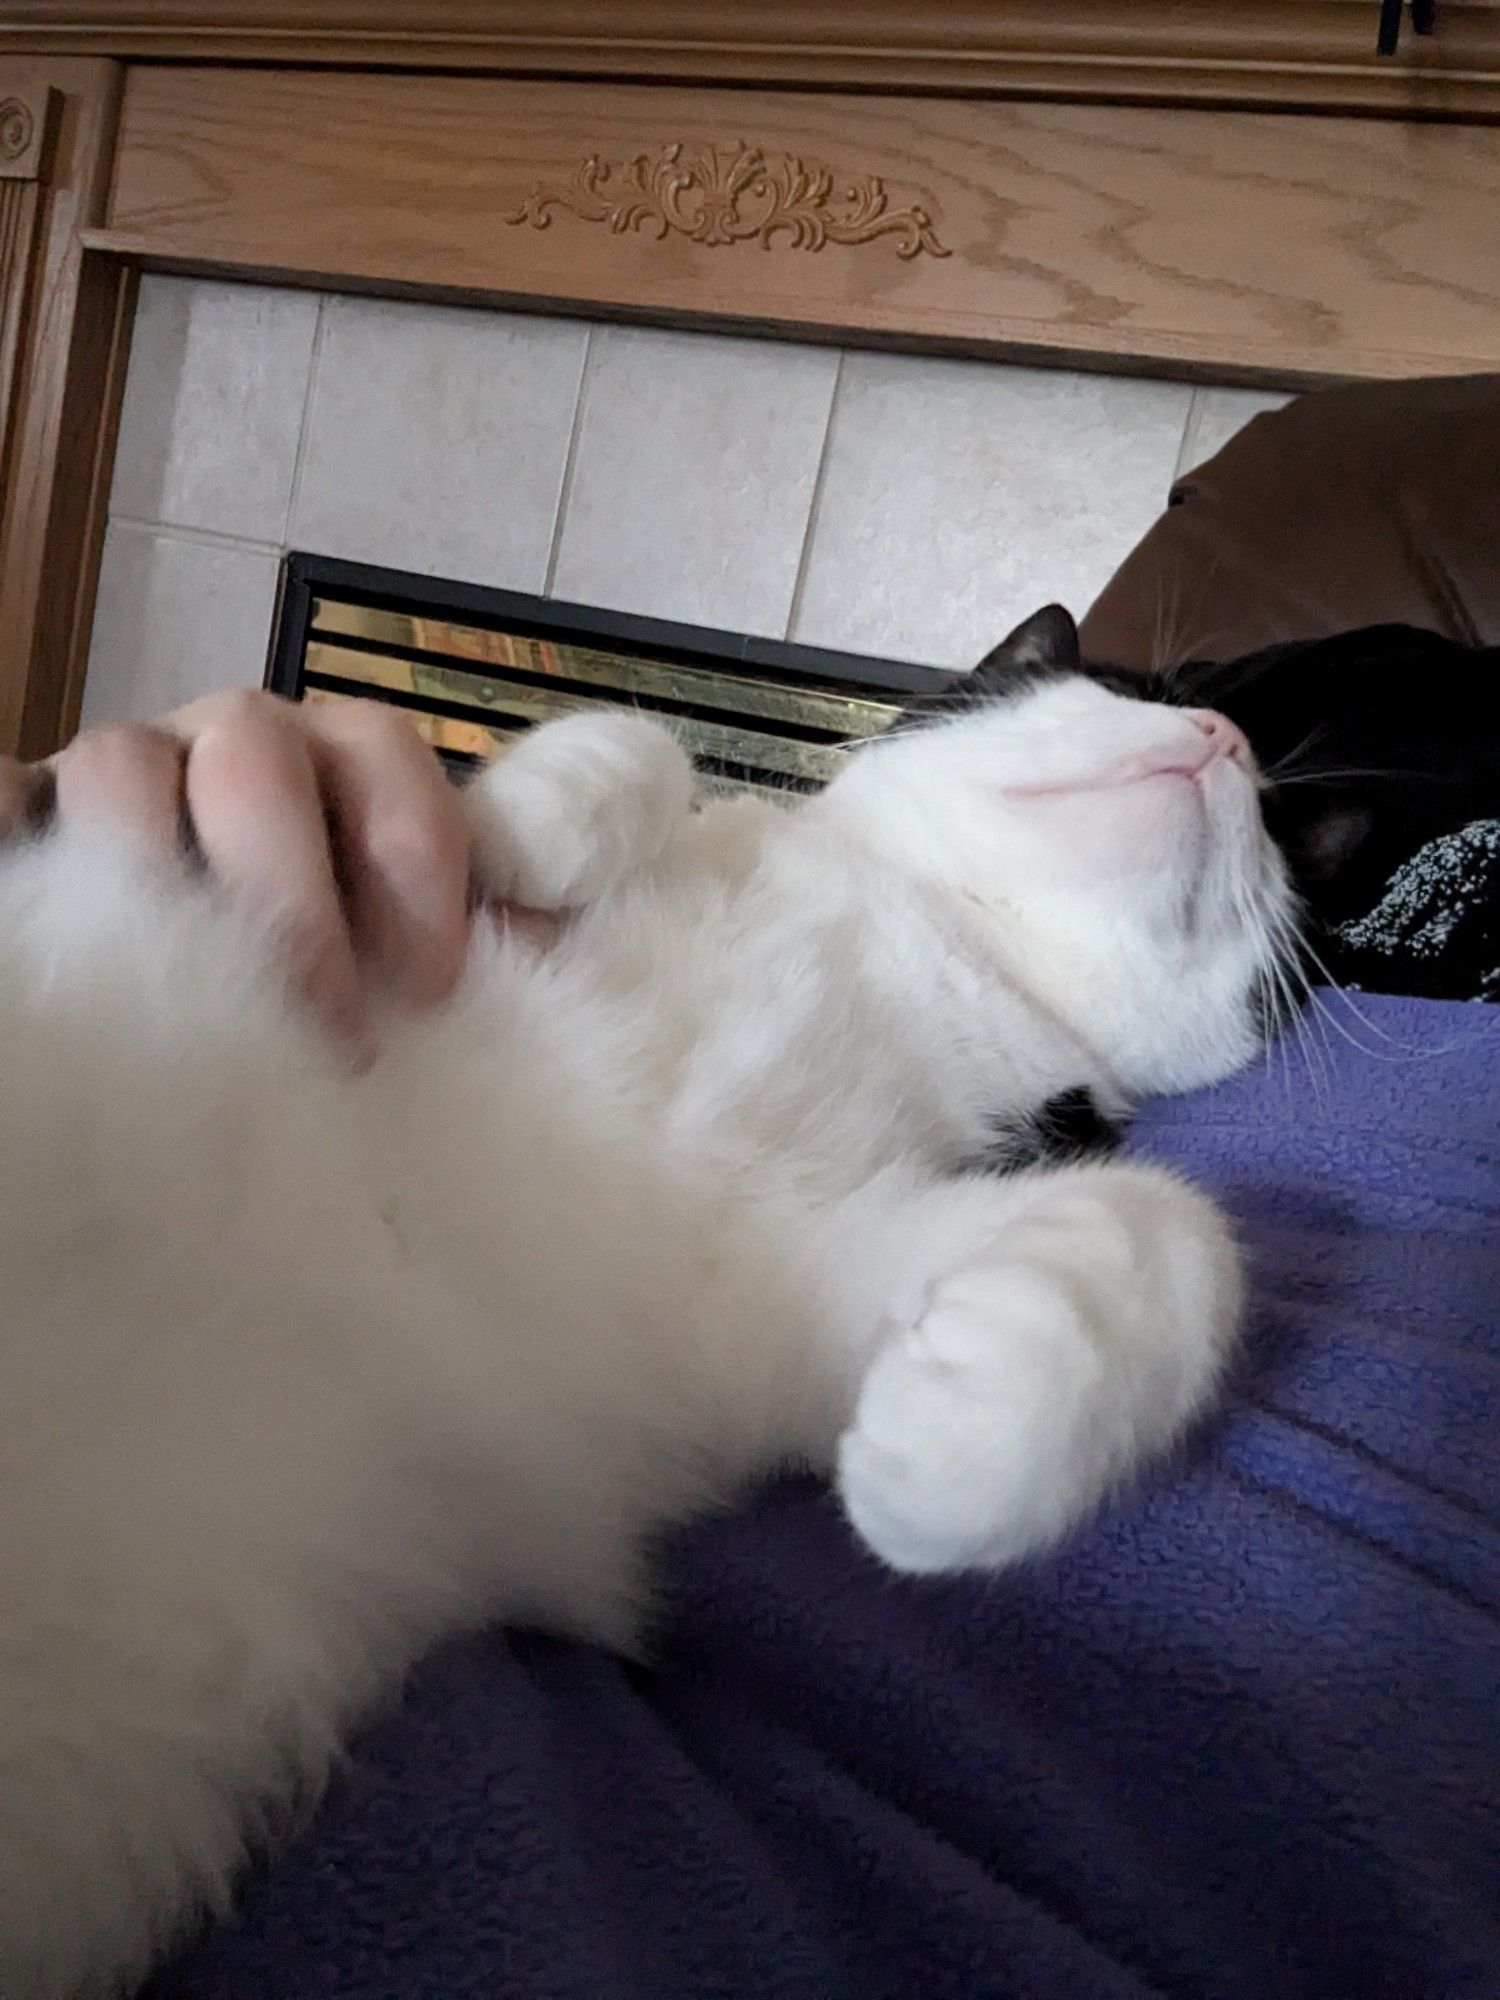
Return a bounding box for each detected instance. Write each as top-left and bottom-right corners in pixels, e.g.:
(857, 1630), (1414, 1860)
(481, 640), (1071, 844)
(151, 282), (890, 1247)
(837, 1169), (1239, 1576)
(838, 1256), (1106, 1575)
(465, 711), (694, 909)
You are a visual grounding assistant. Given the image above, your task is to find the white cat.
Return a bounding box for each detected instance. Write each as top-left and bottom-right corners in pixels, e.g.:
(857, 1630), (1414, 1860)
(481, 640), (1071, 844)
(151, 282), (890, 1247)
(0, 608), (1293, 1998)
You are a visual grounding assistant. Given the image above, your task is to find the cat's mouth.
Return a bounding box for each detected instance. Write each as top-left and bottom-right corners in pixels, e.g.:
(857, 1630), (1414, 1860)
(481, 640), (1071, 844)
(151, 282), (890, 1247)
(1007, 743), (1226, 802)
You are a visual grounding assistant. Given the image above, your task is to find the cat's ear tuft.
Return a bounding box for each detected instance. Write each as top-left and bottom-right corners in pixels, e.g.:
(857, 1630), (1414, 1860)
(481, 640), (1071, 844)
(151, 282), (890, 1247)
(972, 605), (1082, 686)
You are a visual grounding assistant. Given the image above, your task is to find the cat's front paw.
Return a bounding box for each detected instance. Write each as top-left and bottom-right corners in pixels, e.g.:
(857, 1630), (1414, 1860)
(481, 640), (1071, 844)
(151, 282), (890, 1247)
(838, 1171), (1237, 1576)
(466, 711), (695, 910)
(837, 1255), (1107, 1575)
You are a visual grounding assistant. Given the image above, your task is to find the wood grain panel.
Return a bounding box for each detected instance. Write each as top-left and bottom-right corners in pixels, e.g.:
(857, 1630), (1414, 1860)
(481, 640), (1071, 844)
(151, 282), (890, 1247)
(2, 1), (1499, 118)
(0, 85), (52, 491)
(0, 58), (125, 756)
(0, 179), (41, 481)
(100, 68), (1500, 383)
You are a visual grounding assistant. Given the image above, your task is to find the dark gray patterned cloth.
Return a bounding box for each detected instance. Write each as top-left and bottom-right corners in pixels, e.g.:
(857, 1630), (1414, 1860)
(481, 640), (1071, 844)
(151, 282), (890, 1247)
(1331, 820), (1499, 1003)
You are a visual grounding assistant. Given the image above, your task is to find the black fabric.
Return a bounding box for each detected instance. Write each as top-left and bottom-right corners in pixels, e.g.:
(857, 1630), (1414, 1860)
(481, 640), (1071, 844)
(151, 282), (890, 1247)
(1170, 626), (1500, 1002)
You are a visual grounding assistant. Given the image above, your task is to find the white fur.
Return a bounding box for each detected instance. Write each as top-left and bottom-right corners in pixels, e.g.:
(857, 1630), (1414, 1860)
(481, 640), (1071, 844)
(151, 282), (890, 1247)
(0, 682), (1291, 1997)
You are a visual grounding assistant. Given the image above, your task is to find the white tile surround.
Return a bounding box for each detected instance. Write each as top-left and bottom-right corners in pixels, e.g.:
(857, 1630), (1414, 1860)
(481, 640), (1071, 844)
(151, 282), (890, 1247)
(82, 276), (1290, 726)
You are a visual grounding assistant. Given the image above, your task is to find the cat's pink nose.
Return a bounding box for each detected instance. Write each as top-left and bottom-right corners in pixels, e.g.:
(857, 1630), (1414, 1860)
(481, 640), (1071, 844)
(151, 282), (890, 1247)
(1184, 708), (1252, 768)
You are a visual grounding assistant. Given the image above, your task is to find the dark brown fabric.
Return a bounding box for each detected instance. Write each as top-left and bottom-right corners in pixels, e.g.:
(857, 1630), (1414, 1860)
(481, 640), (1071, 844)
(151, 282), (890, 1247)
(1079, 374), (1500, 670)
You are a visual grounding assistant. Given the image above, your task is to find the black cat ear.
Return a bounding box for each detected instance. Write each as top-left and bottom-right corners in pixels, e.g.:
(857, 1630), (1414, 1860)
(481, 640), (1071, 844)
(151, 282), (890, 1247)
(899, 604), (1083, 726)
(972, 604), (1082, 685)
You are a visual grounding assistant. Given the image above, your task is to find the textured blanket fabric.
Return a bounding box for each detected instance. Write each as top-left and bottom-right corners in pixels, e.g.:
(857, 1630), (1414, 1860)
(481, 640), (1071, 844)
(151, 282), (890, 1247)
(151, 993), (1499, 2000)
(1333, 820), (1500, 1002)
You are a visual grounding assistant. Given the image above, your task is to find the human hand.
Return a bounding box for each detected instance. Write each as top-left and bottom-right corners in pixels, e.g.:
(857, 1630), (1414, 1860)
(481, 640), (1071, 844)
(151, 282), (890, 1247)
(0, 692), (473, 1059)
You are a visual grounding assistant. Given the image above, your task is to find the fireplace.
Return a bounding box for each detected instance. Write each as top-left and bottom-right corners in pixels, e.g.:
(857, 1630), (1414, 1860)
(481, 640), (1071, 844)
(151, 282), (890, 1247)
(270, 554), (949, 800)
(3, 13), (1495, 758)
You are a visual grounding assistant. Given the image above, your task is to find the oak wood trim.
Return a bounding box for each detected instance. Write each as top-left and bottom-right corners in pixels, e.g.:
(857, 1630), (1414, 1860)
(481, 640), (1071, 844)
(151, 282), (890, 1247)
(0, 57), (124, 757)
(1, 2), (1499, 119)
(1, 80), (56, 180)
(46, 252), (134, 749)
(0, 180), (42, 483)
(96, 68), (1500, 387)
(0, 86), (54, 499)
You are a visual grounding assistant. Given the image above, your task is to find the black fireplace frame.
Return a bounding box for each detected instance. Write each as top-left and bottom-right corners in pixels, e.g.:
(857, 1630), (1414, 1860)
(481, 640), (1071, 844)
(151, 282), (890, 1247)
(267, 553), (951, 791)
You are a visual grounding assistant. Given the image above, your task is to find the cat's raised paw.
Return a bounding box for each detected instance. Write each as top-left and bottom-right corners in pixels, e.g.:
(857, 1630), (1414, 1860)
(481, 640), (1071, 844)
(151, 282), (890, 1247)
(465, 711), (695, 910)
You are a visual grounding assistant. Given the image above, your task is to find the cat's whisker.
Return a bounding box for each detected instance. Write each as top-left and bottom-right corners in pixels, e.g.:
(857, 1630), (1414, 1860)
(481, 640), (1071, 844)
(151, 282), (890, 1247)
(1155, 549), (1231, 678)
(1231, 871), (1316, 1106)
(1267, 899), (1459, 1065)
(1259, 726), (1332, 784)
(1269, 964), (1301, 1104)
(1301, 949), (1466, 1063)
(1150, 570), (1169, 682)
(1300, 986), (1417, 1063)
(1275, 932), (1327, 1104)
(1250, 888), (1330, 1106)
(1152, 555), (1201, 682)
(1268, 765), (1405, 789)
(1300, 979), (1339, 1096)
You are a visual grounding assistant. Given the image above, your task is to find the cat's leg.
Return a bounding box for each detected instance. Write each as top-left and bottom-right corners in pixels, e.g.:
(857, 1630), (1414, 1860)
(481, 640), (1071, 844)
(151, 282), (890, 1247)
(464, 711), (696, 910)
(836, 1161), (1241, 1573)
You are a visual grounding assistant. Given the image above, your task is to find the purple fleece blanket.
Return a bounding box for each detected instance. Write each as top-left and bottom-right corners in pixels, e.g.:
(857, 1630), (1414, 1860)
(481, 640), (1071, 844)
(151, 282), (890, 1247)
(152, 992), (1499, 2000)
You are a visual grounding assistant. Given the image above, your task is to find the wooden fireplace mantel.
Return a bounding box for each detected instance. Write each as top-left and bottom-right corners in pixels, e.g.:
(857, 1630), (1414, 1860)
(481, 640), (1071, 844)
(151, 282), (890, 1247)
(2, 1), (1500, 116)
(2, 1), (1499, 756)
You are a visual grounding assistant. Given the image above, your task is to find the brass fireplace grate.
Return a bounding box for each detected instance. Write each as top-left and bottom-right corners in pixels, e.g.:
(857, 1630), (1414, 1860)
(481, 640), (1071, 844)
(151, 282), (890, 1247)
(268, 557), (949, 801)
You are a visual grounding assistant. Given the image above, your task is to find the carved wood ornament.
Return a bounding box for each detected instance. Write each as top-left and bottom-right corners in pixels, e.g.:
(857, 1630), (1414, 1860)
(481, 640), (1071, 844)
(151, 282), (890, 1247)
(0, 95), (36, 164)
(504, 142), (950, 260)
